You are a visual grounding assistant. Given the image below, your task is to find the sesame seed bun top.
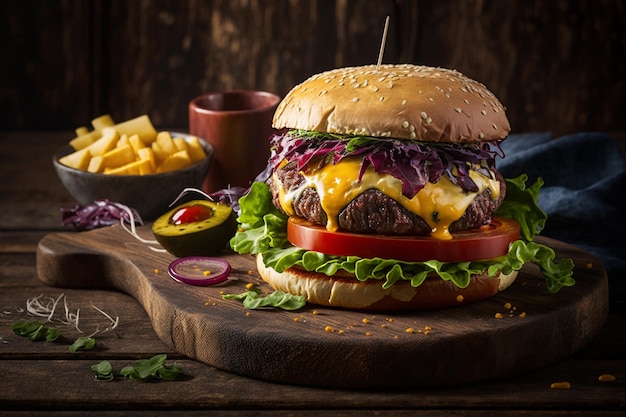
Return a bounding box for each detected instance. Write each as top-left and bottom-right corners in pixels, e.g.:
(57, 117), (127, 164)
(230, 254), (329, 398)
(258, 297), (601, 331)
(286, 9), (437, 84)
(272, 64), (510, 143)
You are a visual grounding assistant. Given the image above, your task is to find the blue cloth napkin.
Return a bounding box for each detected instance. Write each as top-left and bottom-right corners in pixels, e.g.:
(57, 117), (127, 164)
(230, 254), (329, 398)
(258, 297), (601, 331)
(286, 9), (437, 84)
(498, 132), (626, 302)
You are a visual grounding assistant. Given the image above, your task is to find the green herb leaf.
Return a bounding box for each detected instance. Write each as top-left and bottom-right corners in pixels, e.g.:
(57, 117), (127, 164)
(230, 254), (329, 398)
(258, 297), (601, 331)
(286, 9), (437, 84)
(91, 360), (115, 381)
(45, 327), (61, 342)
(222, 286), (306, 310)
(69, 336), (96, 353)
(12, 319), (60, 342)
(120, 354), (182, 381)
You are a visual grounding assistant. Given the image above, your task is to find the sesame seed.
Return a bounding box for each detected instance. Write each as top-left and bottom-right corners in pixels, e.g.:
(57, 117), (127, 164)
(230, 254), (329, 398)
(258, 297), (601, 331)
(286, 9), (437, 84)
(353, 97), (359, 102)
(481, 110), (487, 115)
(479, 132), (485, 139)
(454, 107), (462, 113)
(420, 111), (428, 120)
(492, 124), (498, 129)
(401, 99), (407, 105)
(373, 86), (379, 92)
(464, 99), (470, 104)
(425, 117), (432, 124)
(428, 97), (434, 102)
(402, 121), (409, 128)
(379, 96), (384, 101)
(410, 132), (416, 139)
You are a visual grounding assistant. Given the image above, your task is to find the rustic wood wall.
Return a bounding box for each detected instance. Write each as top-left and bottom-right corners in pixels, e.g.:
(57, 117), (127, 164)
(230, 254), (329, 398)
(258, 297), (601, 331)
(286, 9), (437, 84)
(2, 0), (625, 137)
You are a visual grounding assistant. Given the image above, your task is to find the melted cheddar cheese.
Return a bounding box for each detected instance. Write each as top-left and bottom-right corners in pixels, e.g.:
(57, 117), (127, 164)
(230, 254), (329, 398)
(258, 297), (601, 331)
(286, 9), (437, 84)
(276, 157), (500, 240)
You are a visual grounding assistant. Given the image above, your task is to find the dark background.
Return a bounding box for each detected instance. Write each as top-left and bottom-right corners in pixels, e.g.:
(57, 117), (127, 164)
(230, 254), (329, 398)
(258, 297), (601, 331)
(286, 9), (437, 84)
(2, 0), (625, 137)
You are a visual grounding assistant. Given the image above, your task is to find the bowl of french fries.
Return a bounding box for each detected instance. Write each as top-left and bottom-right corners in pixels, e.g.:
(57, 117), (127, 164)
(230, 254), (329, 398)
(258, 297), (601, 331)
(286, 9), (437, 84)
(53, 114), (213, 220)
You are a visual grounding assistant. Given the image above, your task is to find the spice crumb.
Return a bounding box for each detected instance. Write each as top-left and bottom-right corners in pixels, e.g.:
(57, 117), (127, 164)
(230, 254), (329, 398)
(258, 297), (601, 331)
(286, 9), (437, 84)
(598, 374), (616, 382)
(550, 381), (571, 390)
(324, 326), (334, 333)
(495, 313), (504, 319)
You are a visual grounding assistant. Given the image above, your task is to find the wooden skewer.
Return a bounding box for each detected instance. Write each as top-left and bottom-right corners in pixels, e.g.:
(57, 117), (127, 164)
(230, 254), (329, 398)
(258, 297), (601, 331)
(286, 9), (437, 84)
(376, 16), (390, 70)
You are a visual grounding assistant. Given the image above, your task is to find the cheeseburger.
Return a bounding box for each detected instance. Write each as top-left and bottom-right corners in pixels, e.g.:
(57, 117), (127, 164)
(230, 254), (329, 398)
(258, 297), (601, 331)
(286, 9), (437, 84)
(231, 64), (574, 310)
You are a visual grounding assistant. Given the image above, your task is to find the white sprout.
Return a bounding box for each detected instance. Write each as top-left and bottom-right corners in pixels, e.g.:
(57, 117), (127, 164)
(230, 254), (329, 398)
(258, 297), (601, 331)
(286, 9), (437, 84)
(116, 203), (166, 252)
(170, 187), (214, 206)
(24, 294), (120, 337)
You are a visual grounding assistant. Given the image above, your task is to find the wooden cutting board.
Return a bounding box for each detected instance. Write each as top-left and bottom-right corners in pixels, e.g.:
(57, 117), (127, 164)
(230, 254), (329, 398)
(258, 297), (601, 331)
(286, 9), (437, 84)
(36, 225), (609, 389)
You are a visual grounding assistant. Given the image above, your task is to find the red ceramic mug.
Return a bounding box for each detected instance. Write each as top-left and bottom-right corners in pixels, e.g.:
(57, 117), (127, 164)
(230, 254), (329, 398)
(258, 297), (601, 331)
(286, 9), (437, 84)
(189, 90), (281, 193)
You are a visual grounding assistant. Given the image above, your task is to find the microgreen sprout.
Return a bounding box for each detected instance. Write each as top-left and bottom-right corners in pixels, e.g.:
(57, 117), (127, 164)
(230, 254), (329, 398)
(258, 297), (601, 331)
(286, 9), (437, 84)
(91, 355), (183, 382)
(25, 293), (119, 337)
(117, 204), (166, 253)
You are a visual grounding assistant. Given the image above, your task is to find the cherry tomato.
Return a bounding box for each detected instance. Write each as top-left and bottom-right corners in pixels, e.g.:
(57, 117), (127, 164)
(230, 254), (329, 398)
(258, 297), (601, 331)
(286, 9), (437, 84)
(169, 204), (214, 225)
(287, 216), (520, 263)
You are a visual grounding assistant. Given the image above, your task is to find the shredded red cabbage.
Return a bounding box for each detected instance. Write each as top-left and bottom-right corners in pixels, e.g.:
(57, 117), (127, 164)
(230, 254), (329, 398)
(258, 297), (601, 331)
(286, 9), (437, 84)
(207, 165), (273, 215)
(61, 199), (143, 231)
(269, 130), (504, 198)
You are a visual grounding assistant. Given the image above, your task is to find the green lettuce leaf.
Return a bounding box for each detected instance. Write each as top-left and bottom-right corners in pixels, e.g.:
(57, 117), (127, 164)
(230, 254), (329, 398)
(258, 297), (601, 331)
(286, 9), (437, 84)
(495, 174), (546, 241)
(230, 182), (289, 254)
(230, 175), (575, 293)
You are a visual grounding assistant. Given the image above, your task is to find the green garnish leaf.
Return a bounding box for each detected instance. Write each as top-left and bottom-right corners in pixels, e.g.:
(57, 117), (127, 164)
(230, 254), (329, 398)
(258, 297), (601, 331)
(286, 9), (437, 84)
(69, 336), (96, 353)
(12, 319), (60, 342)
(45, 327), (61, 342)
(91, 360), (115, 381)
(222, 286), (306, 310)
(119, 354), (182, 381)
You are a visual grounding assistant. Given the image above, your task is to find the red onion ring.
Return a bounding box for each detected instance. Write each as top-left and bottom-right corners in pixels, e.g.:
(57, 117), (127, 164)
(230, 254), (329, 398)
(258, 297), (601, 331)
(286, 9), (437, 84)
(168, 257), (231, 286)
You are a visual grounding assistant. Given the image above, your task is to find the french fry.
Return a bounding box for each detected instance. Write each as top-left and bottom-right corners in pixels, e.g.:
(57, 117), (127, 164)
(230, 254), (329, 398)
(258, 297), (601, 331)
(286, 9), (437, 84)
(156, 150), (192, 173)
(60, 114), (206, 175)
(101, 145), (136, 170)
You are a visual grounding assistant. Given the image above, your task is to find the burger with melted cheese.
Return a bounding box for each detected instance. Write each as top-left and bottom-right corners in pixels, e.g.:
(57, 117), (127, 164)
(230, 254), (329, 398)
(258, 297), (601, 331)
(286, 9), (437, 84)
(230, 64), (574, 310)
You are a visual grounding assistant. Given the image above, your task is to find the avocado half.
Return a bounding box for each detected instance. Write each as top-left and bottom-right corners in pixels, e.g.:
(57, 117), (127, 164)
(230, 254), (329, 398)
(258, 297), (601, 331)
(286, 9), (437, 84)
(152, 200), (237, 257)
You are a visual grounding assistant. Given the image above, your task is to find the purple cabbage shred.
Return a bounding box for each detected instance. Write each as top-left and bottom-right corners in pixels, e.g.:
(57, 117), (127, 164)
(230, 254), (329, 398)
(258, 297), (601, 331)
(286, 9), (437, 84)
(61, 199), (143, 231)
(269, 130), (504, 199)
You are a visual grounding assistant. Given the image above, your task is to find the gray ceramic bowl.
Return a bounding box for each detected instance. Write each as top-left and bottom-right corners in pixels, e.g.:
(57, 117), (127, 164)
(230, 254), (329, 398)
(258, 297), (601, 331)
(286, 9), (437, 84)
(53, 132), (213, 220)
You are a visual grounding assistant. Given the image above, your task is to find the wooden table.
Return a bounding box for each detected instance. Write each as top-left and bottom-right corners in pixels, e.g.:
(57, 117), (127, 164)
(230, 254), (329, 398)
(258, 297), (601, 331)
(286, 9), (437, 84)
(1, 132), (624, 415)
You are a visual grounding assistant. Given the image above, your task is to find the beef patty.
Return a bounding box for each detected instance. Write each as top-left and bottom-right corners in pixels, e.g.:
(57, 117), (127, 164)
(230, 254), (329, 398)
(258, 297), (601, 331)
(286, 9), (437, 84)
(270, 161), (506, 236)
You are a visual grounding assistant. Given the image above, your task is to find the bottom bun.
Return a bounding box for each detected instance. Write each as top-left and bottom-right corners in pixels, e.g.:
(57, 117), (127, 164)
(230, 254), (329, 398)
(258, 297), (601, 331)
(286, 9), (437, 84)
(256, 254), (518, 311)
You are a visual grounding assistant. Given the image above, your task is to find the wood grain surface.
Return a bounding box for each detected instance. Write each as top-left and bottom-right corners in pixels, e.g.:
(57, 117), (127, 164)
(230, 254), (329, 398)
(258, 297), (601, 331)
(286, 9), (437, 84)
(2, 0), (625, 138)
(35, 224), (609, 389)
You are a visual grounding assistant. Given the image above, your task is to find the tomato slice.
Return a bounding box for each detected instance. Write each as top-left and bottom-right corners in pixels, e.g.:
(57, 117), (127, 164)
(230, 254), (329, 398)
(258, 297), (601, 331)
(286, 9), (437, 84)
(287, 216), (520, 263)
